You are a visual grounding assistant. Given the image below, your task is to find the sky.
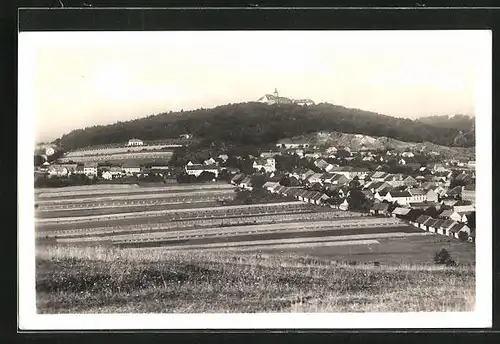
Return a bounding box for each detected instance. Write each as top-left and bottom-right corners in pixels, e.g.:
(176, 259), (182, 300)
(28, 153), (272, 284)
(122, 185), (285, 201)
(19, 30), (488, 143)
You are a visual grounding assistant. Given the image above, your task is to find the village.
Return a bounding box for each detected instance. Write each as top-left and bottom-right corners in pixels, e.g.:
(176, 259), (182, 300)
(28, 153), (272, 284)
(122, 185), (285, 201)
(34, 135), (476, 244)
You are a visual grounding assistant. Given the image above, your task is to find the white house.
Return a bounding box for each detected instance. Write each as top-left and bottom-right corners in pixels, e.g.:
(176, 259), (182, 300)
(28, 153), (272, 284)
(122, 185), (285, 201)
(401, 151), (415, 158)
(84, 162), (98, 177)
(252, 158), (276, 173)
(101, 171), (112, 180)
(185, 164), (220, 177)
(127, 138), (144, 147)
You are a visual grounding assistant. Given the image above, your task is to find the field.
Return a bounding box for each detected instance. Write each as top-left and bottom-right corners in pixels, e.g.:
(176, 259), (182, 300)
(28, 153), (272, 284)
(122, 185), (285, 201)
(35, 183), (476, 313)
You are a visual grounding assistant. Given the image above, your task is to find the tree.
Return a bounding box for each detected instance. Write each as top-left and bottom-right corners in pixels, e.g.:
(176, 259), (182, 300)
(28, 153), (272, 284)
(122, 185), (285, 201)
(424, 206), (440, 218)
(197, 171), (216, 182)
(34, 155), (45, 167)
(250, 174), (266, 189)
(433, 248), (456, 266)
(466, 212), (476, 229)
(279, 176), (291, 186)
(458, 231), (469, 242)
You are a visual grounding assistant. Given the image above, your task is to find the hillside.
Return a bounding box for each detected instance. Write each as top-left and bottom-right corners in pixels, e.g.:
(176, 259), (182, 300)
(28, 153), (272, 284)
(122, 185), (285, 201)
(281, 131), (475, 159)
(36, 245), (475, 313)
(56, 102), (475, 151)
(417, 114), (475, 131)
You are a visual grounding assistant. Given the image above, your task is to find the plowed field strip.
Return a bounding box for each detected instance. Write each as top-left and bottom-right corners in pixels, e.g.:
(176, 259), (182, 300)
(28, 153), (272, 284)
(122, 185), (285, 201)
(37, 184), (235, 199)
(35, 202), (307, 224)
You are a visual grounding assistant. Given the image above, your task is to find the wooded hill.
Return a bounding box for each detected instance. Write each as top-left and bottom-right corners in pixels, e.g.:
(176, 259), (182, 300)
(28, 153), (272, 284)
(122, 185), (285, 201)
(57, 102), (475, 151)
(416, 114), (475, 131)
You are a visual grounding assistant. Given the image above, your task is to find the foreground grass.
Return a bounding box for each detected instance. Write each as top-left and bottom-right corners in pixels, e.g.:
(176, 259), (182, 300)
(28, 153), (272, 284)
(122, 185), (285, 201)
(36, 245), (475, 314)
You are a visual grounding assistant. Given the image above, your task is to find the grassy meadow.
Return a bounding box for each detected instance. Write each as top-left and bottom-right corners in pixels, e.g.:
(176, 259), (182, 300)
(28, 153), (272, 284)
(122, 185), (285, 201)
(36, 244), (475, 314)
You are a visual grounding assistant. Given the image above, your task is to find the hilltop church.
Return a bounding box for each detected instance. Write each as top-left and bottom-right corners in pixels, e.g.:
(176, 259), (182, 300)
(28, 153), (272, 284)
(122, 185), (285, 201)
(257, 89), (315, 106)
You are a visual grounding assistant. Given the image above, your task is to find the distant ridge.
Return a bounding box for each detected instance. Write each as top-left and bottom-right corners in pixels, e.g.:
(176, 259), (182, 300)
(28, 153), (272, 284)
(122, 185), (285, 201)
(56, 102), (475, 151)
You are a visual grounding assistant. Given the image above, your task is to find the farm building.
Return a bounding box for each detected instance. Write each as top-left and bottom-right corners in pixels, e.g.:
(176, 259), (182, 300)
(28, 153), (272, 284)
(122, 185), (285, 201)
(449, 223), (471, 240)
(239, 176), (253, 191)
(414, 215), (433, 230)
(391, 207), (411, 218)
(437, 219), (456, 236)
(370, 202), (390, 216)
(231, 173), (245, 185)
(438, 209), (464, 223)
(122, 163), (141, 175)
(185, 163), (220, 177)
(425, 218), (440, 233)
(127, 138), (144, 147)
(262, 181), (280, 192)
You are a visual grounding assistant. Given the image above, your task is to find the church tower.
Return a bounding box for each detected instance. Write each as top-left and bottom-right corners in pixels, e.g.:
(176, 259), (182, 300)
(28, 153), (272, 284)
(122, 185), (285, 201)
(274, 88), (279, 104)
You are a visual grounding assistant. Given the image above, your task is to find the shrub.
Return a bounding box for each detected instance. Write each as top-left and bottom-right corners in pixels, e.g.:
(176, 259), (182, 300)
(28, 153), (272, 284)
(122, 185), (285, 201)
(433, 248), (456, 266)
(458, 231), (469, 242)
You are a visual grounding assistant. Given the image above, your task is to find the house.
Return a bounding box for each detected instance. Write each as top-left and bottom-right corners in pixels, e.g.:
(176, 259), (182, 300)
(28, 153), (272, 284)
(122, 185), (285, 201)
(398, 158), (406, 165)
(84, 162), (98, 176)
(402, 176), (418, 187)
(75, 164), (85, 175)
(461, 184), (476, 205)
(408, 188), (427, 202)
(433, 164), (449, 173)
(127, 138), (144, 147)
(438, 209), (463, 222)
(239, 176), (253, 191)
(449, 223), (471, 239)
(324, 164), (337, 173)
(314, 159), (329, 170)
(306, 173), (325, 184)
(386, 191), (414, 205)
(262, 181), (280, 192)
(370, 202), (390, 216)
(122, 163), (141, 175)
(101, 170), (112, 180)
(218, 154), (229, 162)
(231, 173), (245, 185)
(276, 141), (310, 149)
(408, 201), (440, 211)
(437, 219), (456, 236)
(414, 215), (433, 230)
(326, 146), (338, 154)
(260, 151), (280, 158)
(391, 207), (411, 218)
(48, 165), (68, 177)
(445, 186), (463, 198)
(339, 199), (349, 211)
(401, 151), (415, 158)
(453, 205), (475, 214)
(253, 158), (276, 173)
(204, 158), (217, 166)
(425, 189), (439, 202)
(374, 190), (390, 202)
(467, 161), (476, 169)
(370, 171), (389, 182)
(179, 134), (193, 139)
(185, 163), (220, 177)
(302, 169), (316, 181)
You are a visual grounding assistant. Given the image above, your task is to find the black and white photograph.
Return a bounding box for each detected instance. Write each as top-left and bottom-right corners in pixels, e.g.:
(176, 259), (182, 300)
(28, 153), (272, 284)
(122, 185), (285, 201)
(18, 29), (492, 329)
